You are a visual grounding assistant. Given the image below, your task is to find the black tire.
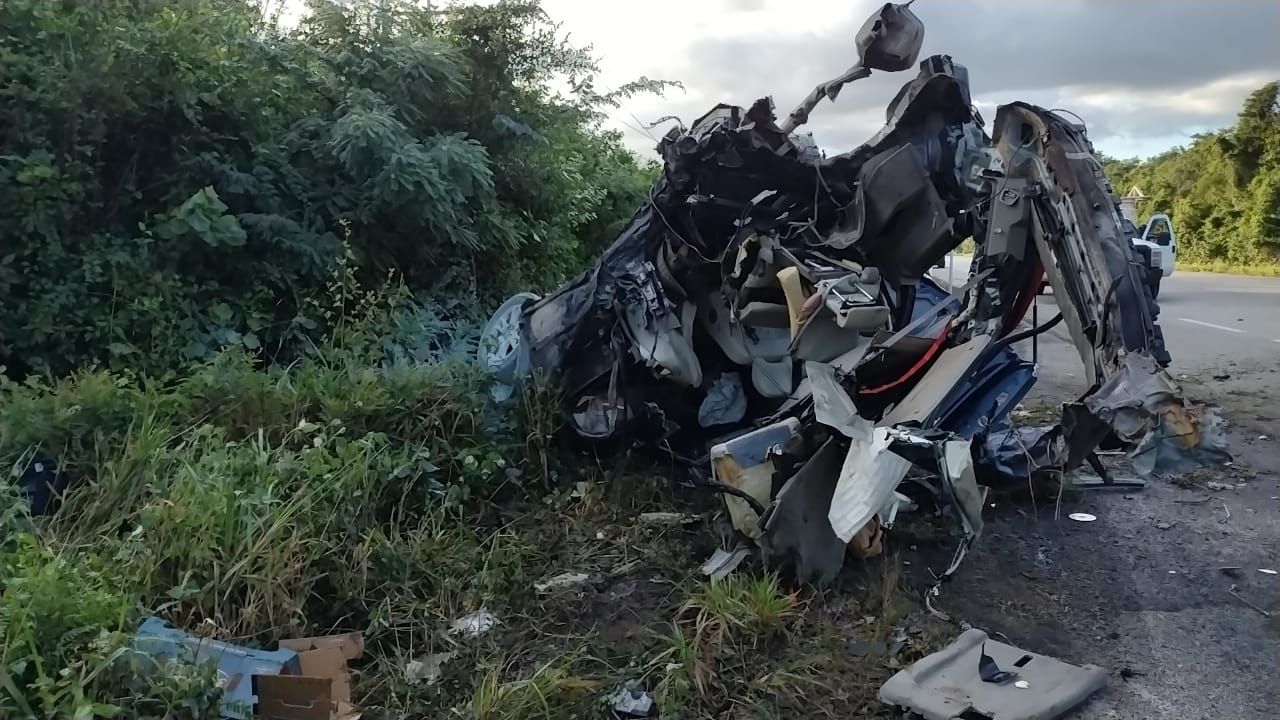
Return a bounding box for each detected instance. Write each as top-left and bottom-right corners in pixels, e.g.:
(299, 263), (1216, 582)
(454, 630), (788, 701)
(1146, 269), (1162, 299)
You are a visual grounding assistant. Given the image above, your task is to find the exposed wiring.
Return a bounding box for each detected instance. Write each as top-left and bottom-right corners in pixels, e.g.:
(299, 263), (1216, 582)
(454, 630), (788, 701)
(1002, 257), (1045, 336)
(1047, 107), (1088, 127)
(994, 311), (1063, 349)
(686, 469), (768, 517)
(859, 317), (955, 395)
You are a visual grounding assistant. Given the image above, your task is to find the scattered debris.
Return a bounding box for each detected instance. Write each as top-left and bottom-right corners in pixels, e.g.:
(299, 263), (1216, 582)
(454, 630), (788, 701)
(1174, 496), (1214, 505)
(405, 652), (454, 686)
(1207, 481), (1236, 491)
(1070, 472), (1147, 491)
(1068, 513), (1097, 523)
(132, 618), (365, 720)
(608, 559), (643, 578)
(134, 618), (293, 720)
(1259, 569), (1278, 576)
(535, 572), (592, 593)
(1154, 520), (1177, 530)
(15, 455), (69, 516)
(610, 685), (657, 718)
(476, 0), (1229, 588)
(448, 609), (497, 637)
(887, 624), (911, 657)
(1220, 566), (1243, 578)
(700, 545), (752, 581)
(637, 511), (697, 527)
(880, 628), (1107, 720)
(978, 643), (1018, 684)
(1227, 587), (1272, 618)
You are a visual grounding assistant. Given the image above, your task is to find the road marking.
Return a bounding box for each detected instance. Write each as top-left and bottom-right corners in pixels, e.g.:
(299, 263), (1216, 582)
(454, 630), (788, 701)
(1179, 318), (1245, 334)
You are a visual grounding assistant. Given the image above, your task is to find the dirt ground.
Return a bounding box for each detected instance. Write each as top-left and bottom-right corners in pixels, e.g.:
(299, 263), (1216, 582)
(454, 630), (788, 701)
(401, 356), (1278, 719)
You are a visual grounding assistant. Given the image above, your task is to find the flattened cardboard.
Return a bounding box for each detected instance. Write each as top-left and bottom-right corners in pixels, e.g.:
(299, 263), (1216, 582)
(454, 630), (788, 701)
(254, 676), (333, 720)
(279, 633), (365, 661)
(255, 633), (364, 720)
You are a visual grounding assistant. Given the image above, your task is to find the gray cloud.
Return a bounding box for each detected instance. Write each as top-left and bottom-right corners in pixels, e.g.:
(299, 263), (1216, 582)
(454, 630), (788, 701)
(621, 0), (1280, 158)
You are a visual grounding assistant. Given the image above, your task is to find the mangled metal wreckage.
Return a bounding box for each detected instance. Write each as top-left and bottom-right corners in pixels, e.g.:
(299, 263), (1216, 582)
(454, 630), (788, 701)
(479, 3), (1229, 585)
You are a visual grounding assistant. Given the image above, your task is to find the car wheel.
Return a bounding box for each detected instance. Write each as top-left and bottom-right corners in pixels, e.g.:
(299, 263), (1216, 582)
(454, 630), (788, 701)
(1146, 269), (1162, 299)
(478, 292), (541, 399)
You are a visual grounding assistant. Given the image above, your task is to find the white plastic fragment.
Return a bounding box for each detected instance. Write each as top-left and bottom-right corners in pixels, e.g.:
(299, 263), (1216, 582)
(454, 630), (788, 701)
(1259, 569), (1278, 575)
(448, 609), (497, 637)
(701, 546), (751, 581)
(1068, 512), (1097, 522)
(829, 427), (911, 543)
(610, 686), (656, 717)
(535, 572), (591, 593)
(638, 512), (696, 526)
(406, 652), (454, 685)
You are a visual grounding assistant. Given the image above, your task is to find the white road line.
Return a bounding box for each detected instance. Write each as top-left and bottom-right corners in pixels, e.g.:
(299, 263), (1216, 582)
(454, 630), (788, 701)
(1179, 317), (1245, 334)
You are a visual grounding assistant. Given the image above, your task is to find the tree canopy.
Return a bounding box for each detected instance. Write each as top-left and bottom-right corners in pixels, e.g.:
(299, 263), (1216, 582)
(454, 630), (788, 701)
(0, 0), (665, 377)
(1102, 82), (1280, 267)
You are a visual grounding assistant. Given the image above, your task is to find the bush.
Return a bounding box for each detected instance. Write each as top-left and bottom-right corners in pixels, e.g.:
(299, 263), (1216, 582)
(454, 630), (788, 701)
(0, 0), (663, 378)
(0, 1), (669, 715)
(0, 333), (563, 716)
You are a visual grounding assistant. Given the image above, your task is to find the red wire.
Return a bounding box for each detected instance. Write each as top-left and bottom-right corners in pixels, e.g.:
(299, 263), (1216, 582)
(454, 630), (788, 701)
(858, 317), (956, 395)
(1003, 258), (1045, 336)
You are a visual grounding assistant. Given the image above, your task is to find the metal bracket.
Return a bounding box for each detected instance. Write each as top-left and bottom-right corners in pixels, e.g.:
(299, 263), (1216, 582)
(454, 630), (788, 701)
(1070, 452), (1147, 490)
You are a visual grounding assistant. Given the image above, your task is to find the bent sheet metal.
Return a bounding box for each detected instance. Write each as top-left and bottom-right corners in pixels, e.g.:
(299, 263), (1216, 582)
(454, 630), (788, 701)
(477, 1), (1229, 586)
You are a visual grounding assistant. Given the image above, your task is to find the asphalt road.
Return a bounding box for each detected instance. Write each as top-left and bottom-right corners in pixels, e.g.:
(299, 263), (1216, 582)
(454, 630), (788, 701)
(925, 255), (1280, 719)
(929, 256), (1280, 388)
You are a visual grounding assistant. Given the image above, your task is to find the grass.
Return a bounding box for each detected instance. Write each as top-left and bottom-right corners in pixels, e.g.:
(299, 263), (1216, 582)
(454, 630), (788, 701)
(0, 338), (963, 718)
(1174, 260), (1280, 276)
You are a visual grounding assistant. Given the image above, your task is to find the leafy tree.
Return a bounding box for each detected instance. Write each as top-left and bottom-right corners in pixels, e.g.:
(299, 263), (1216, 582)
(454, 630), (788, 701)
(0, 0), (664, 377)
(1101, 81), (1280, 267)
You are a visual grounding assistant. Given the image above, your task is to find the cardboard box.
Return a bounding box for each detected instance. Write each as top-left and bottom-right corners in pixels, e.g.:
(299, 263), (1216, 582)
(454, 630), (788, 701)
(254, 633), (364, 720)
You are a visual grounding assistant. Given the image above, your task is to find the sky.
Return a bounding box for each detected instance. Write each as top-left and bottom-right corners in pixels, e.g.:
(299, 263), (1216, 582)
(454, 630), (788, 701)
(535, 0), (1280, 160)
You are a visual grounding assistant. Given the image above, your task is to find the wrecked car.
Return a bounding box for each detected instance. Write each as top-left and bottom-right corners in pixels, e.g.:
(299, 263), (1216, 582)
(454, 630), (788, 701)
(477, 2), (1229, 585)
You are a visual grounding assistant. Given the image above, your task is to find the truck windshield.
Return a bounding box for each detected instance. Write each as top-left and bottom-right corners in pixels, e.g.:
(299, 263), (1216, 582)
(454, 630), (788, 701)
(1145, 217), (1173, 246)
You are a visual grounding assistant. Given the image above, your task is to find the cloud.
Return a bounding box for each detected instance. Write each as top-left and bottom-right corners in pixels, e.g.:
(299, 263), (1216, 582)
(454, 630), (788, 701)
(542, 0), (1280, 158)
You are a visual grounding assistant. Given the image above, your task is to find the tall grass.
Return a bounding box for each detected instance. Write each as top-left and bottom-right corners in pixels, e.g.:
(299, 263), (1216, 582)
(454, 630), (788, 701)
(0, 340), (563, 717)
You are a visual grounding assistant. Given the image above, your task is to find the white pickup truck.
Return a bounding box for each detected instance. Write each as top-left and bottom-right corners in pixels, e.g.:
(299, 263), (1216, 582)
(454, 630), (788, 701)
(1037, 212), (1177, 298)
(1126, 213), (1177, 298)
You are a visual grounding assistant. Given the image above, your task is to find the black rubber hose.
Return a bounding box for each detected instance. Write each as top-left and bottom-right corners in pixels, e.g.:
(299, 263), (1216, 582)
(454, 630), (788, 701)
(968, 311), (1065, 377)
(686, 469), (768, 517)
(995, 310), (1064, 349)
(895, 284), (918, 329)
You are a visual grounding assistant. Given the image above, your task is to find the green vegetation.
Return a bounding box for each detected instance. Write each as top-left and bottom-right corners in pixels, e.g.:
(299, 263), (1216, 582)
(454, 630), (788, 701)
(1172, 260), (1280, 277)
(0, 328), (950, 717)
(0, 0), (664, 378)
(15, 0), (1268, 717)
(1103, 82), (1280, 272)
(0, 1), (957, 717)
